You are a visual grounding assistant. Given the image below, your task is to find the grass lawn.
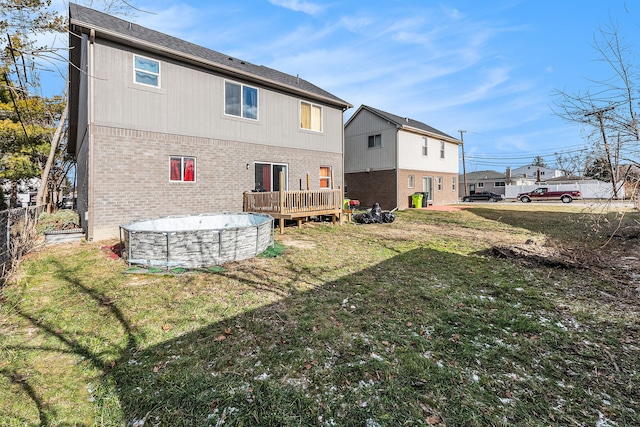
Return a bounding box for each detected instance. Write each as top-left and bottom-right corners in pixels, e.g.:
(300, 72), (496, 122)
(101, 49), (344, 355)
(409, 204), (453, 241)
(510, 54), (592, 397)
(1, 204), (639, 426)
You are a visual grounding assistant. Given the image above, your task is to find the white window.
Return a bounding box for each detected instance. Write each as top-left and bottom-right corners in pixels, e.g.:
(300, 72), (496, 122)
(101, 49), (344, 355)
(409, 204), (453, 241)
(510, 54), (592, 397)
(169, 157), (195, 182)
(440, 141), (445, 159)
(134, 55), (160, 87)
(408, 175), (415, 188)
(422, 137), (428, 156)
(478, 182), (484, 188)
(301, 101), (322, 132)
(452, 177), (456, 190)
(225, 81), (258, 120)
(368, 134), (381, 148)
(437, 176), (443, 191)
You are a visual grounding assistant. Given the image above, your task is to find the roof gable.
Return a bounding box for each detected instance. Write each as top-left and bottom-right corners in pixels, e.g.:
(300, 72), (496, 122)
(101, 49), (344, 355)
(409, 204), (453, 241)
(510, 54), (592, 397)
(69, 4), (350, 109)
(463, 170), (506, 180)
(347, 105), (459, 143)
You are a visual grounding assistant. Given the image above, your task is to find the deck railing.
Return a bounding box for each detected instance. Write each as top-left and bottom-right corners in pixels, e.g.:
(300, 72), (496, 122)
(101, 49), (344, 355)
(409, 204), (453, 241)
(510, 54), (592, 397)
(243, 189), (342, 215)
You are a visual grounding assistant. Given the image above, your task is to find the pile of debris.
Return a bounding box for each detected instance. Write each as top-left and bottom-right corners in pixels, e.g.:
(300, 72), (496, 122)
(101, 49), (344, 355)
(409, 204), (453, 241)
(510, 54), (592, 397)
(353, 203), (396, 224)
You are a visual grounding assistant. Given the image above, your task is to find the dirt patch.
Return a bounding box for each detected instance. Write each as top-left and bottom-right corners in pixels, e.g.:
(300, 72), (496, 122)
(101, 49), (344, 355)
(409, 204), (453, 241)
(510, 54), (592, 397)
(493, 237), (640, 288)
(275, 235), (317, 249)
(424, 205), (472, 212)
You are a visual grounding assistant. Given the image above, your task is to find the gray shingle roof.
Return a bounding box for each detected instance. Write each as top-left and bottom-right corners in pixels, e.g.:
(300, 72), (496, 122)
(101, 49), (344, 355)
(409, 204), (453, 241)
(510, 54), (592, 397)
(69, 4), (350, 108)
(462, 170), (506, 180)
(359, 105), (459, 142)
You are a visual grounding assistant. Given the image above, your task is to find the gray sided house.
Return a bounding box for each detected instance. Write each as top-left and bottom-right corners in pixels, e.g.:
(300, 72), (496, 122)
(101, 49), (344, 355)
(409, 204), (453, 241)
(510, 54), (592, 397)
(344, 105), (460, 210)
(459, 170), (507, 198)
(69, 5), (351, 240)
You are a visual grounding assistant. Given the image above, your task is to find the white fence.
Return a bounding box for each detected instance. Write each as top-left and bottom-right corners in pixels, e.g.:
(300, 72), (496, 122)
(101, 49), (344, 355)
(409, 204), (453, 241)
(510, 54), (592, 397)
(505, 181), (621, 200)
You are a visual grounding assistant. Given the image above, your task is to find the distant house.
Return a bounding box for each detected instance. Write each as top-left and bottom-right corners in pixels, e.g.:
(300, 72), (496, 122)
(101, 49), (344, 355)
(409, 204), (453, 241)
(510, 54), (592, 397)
(344, 105), (460, 210)
(458, 170), (508, 198)
(68, 5), (351, 240)
(510, 165), (565, 181)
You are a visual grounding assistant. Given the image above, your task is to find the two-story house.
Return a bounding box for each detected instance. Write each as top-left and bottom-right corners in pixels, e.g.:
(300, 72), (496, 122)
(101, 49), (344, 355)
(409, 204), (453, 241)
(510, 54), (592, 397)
(344, 105), (460, 210)
(510, 165), (565, 181)
(69, 5), (351, 240)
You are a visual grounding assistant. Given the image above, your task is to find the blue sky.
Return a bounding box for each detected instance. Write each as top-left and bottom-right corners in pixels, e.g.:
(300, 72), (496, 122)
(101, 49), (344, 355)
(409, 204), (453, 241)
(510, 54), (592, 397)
(48, 0), (639, 173)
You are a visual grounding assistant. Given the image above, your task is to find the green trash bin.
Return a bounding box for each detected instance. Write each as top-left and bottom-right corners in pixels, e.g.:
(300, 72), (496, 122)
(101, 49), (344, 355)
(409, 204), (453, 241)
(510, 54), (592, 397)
(343, 198), (351, 210)
(411, 193), (423, 208)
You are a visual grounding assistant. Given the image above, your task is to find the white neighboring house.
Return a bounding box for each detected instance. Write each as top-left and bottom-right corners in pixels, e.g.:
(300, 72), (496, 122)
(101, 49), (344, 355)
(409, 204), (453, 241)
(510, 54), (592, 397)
(344, 105), (460, 210)
(2, 178), (40, 206)
(510, 165), (565, 181)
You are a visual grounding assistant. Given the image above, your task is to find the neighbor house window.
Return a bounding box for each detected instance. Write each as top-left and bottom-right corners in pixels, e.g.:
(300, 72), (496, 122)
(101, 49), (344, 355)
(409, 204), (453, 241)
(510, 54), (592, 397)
(225, 81), (258, 119)
(408, 175), (415, 188)
(134, 55), (160, 87)
(478, 182), (484, 188)
(494, 182), (505, 187)
(440, 141), (445, 159)
(254, 162), (287, 191)
(368, 134), (381, 148)
(437, 176), (443, 191)
(170, 156), (195, 182)
(422, 137), (428, 156)
(301, 101), (322, 132)
(452, 177), (456, 190)
(320, 166), (331, 188)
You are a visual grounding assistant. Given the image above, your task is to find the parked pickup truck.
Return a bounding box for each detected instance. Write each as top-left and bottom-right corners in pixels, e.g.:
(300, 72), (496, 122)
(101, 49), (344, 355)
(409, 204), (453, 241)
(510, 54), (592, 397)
(517, 187), (581, 203)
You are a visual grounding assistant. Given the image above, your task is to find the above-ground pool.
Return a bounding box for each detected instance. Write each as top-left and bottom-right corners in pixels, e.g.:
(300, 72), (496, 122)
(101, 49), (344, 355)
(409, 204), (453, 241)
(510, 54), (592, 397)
(120, 212), (274, 268)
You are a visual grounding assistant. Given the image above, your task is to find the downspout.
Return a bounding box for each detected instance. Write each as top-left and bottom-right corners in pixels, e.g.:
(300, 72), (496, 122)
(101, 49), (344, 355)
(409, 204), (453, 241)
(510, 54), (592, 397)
(87, 29), (95, 241)
(395, 126), (400, 209)
(341, 106), (346, 212)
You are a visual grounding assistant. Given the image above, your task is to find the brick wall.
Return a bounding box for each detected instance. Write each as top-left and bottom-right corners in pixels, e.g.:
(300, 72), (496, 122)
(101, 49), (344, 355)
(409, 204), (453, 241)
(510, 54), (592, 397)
(344, 170), (397, 211)
(89, 125), (343, 240)
(345, 169), (459, 211)
(398, 169), (459, 209)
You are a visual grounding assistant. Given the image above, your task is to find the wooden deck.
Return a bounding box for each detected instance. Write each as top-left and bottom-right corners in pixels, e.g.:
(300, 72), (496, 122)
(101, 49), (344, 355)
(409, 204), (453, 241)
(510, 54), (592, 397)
(244, 189), (343, 233)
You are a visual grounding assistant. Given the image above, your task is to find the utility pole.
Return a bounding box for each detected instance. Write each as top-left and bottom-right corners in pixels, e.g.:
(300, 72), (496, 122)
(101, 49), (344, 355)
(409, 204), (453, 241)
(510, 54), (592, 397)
(459, 130), (467, 196)
(585, 106), (618, 199)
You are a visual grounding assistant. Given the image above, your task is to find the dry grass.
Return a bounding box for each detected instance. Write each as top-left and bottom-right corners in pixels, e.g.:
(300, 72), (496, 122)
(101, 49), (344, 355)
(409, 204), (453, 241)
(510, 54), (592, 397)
(1, 204), (639, 426)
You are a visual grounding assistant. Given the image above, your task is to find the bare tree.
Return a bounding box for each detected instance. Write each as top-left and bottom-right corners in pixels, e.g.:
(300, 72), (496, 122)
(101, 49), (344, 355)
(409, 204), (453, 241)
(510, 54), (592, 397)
(553, 21), (639, 199)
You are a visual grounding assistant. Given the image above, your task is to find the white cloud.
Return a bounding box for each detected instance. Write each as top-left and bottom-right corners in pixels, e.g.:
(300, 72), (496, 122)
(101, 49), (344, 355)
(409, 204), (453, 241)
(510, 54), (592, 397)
(267, 0), (324, 15)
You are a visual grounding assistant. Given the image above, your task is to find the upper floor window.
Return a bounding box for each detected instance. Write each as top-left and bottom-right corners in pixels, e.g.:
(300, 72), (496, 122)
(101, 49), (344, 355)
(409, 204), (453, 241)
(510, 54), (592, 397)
(320, 166), (331, 188)
(225, 81), (258, 120)
(440, 141), (445, 159)
(170, 156), (195, 182)
(301, 101), (322, 132)
(368, 134), (381, 148)
(134, 55), (160, 87)
(422, 137), (428, 156)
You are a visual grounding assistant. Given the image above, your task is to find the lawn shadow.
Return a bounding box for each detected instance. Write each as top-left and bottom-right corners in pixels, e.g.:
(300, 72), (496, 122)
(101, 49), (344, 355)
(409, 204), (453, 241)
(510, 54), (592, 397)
(104, 246), (591, 426)
(4, 236), (635, 426)
(464, 207), (640, 248)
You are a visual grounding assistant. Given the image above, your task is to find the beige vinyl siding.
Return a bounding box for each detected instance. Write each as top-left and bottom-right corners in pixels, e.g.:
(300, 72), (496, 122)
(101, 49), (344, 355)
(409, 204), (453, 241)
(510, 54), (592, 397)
(91, 40), (342, 154)
(344, 109), (397, 173)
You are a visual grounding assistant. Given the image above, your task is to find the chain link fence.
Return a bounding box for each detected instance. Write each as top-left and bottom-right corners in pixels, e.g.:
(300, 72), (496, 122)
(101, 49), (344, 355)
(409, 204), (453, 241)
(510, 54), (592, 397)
(0, 205), (45, 285)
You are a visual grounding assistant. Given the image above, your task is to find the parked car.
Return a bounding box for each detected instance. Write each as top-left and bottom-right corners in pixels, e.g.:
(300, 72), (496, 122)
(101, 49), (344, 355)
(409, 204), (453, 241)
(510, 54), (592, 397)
(58, 197), (75, 209)
(461, 191), (505, 202)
